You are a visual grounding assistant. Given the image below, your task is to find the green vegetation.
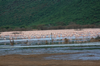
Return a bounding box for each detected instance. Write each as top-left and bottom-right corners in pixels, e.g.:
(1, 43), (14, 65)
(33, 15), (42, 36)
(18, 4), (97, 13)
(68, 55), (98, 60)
(0, 0), (100, 31)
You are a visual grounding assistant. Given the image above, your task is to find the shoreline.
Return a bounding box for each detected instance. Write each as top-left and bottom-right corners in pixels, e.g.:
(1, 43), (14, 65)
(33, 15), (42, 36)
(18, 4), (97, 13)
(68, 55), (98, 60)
(0, 43), (100, 48)
(0, 28), (100, 45)
(0, 53), (100, 66)
(0, 42), (100, 48)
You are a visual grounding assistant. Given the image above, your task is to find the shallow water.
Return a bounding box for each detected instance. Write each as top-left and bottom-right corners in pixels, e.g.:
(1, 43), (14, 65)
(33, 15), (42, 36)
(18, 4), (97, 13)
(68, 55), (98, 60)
(0, 46), (100, 54)
(0, 42), (100, 60)
(44, 50), (100, 60)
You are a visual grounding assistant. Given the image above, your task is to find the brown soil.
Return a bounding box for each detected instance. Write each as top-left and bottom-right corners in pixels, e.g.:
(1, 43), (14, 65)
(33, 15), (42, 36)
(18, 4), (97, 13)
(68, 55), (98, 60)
(0, 53), (100, 66)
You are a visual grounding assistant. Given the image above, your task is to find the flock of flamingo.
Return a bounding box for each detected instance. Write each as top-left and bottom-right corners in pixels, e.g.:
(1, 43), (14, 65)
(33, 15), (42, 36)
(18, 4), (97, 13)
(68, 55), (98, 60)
(0, 29), (100, 45)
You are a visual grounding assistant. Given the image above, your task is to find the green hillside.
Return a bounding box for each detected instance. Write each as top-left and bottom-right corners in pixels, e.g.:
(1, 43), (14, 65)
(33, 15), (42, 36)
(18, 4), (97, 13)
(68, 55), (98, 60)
(0, 0), (100, 30)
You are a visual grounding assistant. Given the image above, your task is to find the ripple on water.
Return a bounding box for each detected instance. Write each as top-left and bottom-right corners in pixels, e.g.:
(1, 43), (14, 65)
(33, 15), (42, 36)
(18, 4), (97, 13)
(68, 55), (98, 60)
(0, 46), (100, 60)
(44, 50), (100, 60)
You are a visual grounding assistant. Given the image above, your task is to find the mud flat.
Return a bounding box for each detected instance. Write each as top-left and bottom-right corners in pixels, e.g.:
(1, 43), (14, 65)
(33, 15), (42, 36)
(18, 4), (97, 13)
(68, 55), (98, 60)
(0, 45), (100, 66)
(0, 53), (100, 66)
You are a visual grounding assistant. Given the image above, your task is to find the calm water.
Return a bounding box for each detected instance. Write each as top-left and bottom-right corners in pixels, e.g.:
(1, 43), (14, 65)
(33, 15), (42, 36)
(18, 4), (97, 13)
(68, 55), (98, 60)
(0, 41), (100, 60)
(0, 45), (100, 60)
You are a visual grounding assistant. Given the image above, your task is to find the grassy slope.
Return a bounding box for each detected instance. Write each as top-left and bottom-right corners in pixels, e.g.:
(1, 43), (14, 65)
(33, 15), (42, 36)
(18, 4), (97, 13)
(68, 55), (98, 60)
(0, 0), (100, 28)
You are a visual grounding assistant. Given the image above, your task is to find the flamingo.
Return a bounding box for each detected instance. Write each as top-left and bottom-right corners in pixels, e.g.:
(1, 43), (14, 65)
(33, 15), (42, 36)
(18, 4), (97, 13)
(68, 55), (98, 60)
(4, 37), (6, 45)
(24, 40), (29, 45)
(10, 38), (14, 46)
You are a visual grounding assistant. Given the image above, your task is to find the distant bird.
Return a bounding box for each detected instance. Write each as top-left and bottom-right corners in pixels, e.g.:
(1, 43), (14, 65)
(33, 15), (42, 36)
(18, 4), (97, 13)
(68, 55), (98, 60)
(24, 40), (29, 45)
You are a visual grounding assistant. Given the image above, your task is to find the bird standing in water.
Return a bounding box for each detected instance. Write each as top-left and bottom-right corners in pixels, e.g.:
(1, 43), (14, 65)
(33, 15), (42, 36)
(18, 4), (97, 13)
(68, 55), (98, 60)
(24, 40), (29, 45)
(10, 38), (14, 46)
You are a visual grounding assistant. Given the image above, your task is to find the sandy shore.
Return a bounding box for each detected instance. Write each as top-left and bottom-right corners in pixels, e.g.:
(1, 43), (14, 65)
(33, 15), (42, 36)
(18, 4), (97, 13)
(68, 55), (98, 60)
(0, 53), (100, 66)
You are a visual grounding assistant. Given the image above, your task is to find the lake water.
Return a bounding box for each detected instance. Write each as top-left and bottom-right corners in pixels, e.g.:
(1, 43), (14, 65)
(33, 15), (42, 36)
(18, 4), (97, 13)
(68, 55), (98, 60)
(0, 44), (100, 60)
